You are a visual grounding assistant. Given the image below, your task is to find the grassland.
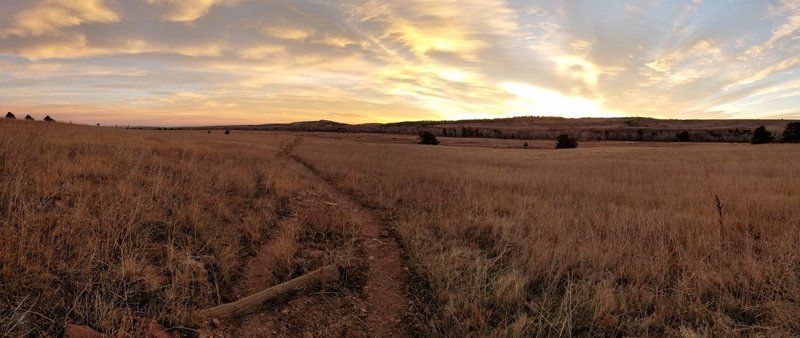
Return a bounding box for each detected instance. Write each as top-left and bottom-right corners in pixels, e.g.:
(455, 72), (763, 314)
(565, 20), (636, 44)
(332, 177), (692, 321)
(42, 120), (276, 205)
(0, 121), (316, 336)
(2, 120), (799, 337)
(292, 136), (800, 336)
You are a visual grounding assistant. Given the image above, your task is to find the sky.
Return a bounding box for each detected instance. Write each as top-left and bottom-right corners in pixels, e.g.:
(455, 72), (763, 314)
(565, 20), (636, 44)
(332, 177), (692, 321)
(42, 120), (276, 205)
(1, 0), (800, 126)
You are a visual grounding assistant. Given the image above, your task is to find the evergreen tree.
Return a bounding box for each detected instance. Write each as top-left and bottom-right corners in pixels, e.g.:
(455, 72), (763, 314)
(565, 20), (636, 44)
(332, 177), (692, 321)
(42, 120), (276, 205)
(555, 134), (578, 149)
(781, 122), (800, 143)
(418, 131), (440, 145)
(676, 130), (690, 142)
(751, 126), (773, 144)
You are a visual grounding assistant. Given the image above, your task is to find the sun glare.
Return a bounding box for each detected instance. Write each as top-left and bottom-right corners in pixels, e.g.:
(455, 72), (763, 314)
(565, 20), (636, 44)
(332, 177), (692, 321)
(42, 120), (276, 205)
(501, 82), (617, 118)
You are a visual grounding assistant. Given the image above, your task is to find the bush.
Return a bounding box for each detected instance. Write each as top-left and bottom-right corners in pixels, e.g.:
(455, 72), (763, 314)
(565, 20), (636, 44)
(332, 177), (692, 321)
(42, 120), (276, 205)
(751, 126), (773, 144)
(418, 131), (440, 145)
(676, 130), (690, 142)
(782, 122), (800, 143)
(555, 134), (577, 149)
(224, 129), (231, 135)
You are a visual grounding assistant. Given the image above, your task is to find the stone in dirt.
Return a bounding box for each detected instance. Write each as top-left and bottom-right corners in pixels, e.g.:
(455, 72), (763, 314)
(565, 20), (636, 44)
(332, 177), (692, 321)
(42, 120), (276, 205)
(64, 324), (105, 338)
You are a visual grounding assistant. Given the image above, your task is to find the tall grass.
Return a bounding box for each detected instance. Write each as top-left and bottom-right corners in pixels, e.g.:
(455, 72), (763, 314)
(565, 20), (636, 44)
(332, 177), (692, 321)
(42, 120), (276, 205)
(294, 138), (800, 336)
(0, 122), (306, 336)
(3, 121), (798, 336)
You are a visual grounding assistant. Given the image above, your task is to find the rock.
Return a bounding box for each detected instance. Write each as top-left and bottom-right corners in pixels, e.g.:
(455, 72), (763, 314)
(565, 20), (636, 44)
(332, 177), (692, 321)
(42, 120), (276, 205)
(210, 318), (221, 328)
(380, 230), (389, 237)
(64, 324), (105, 338)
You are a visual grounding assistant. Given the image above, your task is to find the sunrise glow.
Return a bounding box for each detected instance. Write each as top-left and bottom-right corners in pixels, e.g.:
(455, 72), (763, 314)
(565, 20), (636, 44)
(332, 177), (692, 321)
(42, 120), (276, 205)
(1, 0), (800, 125)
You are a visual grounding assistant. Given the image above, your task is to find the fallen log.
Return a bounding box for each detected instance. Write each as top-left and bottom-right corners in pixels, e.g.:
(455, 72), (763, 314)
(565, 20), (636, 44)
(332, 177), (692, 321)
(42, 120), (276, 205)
(198, 264), (340, 318)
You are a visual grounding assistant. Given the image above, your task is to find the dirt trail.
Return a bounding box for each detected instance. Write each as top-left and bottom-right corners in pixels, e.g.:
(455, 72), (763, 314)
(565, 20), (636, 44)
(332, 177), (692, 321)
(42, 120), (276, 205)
(207, 140), (411, 337)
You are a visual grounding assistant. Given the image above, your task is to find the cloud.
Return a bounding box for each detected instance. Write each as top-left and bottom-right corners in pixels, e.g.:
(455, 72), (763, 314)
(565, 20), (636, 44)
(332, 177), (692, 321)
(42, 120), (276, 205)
(2, 0), (119, 37)
(1, 0), (799, 124)
(145, 0), (237, 22)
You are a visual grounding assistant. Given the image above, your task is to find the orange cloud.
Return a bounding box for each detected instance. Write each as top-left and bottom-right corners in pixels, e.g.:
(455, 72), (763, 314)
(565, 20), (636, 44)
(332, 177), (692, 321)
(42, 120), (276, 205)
(146, 0), (238, 22)
(2, 0), (119, 37)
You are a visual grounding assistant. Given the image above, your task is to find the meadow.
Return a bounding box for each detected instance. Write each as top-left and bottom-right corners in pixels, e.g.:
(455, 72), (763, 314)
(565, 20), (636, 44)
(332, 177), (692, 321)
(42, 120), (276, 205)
(1, 121), (799, 337)
(292, 135), (800, 336)
(0, 121), (319, 336)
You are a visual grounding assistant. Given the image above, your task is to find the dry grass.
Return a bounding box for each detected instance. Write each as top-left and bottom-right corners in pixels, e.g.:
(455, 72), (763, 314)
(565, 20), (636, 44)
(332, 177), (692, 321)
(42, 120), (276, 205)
(0, 121), (312, 336)
(3, 120), (799, 337)
(293, 137), (800, 336)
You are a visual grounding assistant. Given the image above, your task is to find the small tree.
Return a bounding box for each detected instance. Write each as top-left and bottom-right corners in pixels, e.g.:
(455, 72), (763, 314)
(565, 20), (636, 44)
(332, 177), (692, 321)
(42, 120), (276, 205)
(43, 115), (55, 122)
(5, 112), (16, 119)
(751, 125), (773, 144)
(555, 134), (578, 149)
(24, 115), (34, 121)
(676, 130), (690, 142)
(224, 129), (231, 135)
(781, 122), (800, 143)
(418, 131), (439, 145)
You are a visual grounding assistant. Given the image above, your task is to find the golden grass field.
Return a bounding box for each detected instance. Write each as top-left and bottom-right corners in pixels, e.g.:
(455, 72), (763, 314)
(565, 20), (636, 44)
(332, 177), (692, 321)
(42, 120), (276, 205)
(0, 121), (321, 336)
(294, 135), (800, 336)
(2, 120), (799, 337)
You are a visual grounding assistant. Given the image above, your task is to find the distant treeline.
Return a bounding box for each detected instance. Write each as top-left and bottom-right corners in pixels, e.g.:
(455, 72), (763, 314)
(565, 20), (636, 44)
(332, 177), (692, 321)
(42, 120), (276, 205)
(146, 117), (800, 143)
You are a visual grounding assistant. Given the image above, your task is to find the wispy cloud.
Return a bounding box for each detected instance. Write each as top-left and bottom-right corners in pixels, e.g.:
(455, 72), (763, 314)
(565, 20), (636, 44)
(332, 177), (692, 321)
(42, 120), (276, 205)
(0, 0), (798, 125)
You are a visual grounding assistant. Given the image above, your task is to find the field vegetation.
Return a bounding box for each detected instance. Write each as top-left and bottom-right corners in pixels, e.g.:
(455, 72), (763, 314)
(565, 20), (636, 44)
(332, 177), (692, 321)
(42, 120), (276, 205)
(1, 120), (799, 337)
(293, 137), (800, 336)
(0, 121), (316, 336)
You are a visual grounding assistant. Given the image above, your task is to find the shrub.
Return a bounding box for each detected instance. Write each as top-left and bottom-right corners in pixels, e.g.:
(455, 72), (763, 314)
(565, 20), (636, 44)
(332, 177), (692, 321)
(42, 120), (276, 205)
(782, 122), (800, 143)
(676, 130), (690, 142)
(224, 129), (231, 135)
(5, 112), (15, 120)
(418, 131), (440, 145)
(555, 134), (578, 149)
(24, 115), (34, 121)
(751, 126), (773, 144)
(43, 115), (55, 122)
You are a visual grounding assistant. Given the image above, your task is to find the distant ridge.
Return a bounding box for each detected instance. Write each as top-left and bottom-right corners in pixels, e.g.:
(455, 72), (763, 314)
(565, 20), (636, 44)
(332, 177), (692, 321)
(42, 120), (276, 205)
(177, 116), (797, 143)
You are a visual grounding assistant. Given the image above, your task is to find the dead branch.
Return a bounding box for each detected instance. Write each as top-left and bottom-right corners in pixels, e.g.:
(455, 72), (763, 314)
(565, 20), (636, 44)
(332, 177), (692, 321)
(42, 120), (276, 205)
(198, 264), (340, 318)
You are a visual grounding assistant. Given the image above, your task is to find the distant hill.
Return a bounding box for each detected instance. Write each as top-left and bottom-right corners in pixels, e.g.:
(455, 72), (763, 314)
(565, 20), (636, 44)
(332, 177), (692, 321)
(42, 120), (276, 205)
(187, 116), (796, 143)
